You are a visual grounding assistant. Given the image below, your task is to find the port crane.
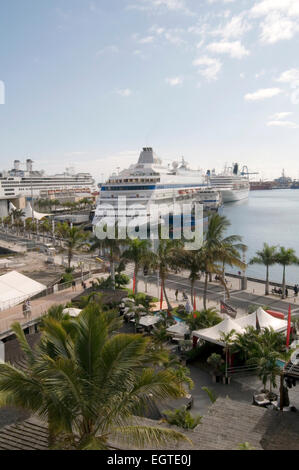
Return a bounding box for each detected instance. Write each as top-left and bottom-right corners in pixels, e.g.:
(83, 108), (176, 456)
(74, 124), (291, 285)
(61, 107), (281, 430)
(240, 165), (259, 178)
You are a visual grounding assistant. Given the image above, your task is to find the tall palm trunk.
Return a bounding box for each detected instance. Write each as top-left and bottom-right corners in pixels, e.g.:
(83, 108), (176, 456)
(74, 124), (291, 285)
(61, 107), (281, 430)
(110, 249), (115, 290)
(203, 272), (209, 310)
(282, 265), (286, 299)
(68, 246), (73, 269)
(134, 264), (139, 294)
(161, 276), (172, 312)
(265, 265), (269, 295)
(190, 279), (194, 306)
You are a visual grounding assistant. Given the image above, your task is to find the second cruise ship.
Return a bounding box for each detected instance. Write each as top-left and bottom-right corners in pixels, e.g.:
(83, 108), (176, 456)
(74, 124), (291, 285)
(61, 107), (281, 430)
(207, 163), (250, 203)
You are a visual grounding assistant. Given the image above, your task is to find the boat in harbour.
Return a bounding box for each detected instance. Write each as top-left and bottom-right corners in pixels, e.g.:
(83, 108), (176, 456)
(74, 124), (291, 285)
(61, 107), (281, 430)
(0, 159), (97, 200)
(93, 147), (222, 234)
(207, 163), (250, 203)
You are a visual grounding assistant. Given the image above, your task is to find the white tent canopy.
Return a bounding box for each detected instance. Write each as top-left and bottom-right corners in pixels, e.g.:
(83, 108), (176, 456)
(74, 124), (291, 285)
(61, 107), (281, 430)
(236, 312), (257, 329)
(192, 307), (288, 346)
(167, 322), (190, 337)
(0, 271), (46, 311)
(255, 307), (287, 332)
(193, 318), (245, 347)
(9, 201), (50, 221)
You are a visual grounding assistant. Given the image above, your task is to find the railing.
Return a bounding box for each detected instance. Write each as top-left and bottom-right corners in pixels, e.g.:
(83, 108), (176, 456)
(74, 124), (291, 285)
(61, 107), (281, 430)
(227, 363), (258, 377)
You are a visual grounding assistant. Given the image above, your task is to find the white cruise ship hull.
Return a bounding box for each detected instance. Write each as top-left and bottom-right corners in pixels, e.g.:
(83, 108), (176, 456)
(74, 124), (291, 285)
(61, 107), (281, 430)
(220, 188), (249, 203)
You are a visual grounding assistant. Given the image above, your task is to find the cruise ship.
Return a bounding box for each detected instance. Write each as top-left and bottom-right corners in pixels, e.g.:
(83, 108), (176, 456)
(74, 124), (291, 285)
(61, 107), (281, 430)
(207, 163), (250, 203)
(93, 147), (222, 235)
(0, 159), (97, 200)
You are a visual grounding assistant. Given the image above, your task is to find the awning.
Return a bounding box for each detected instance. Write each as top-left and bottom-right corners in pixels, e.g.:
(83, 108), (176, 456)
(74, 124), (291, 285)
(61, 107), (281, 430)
(167, 322), (190, 337)
(138, 315), (160, 327)
(193, 318), (245, 346)
(0, 271), (46, 311)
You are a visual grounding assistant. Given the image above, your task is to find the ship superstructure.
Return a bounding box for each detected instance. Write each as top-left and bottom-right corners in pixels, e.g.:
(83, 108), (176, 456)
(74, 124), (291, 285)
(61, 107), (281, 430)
(208, 163), (250, 203)
(0, 159), (96, 200)
(93, 147), (222, 231)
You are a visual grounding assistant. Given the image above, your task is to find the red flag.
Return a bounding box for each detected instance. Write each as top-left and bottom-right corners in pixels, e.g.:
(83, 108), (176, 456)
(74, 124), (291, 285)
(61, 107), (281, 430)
(133, 272), (136, 294)
(286, 304), (292, 349)
(193, 296), (196, 311)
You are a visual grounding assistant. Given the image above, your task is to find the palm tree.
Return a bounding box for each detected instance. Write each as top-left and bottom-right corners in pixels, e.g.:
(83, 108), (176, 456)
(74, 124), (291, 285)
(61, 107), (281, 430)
(59, 224), (87, 269)
(250, 244), (277, 295)
(122, 239), (151, 294)
(39, 219), (52, 242)
(185, 308), (222, 332)
(247, 344), (280, 395)
(180, 250), (204, 307)
(0, 305), (190, 449)
(89, 229), (126, 290)
(276, 247), (298, 298)
(219, 330), (236, 380)
(151, 239), (184, 312)
(201, 214), (246, 309)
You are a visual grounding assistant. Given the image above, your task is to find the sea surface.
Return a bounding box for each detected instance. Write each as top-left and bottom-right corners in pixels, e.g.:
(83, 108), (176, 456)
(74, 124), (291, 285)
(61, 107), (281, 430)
(222, 189), (299, 285)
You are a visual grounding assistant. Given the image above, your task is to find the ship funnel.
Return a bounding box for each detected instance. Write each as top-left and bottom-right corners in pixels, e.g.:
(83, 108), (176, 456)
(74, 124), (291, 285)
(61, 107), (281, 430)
(26, 158), (33, 172)
(233, 163), (238, 175)
(14, 160), (21, 171)
(138, 147), (161, 165)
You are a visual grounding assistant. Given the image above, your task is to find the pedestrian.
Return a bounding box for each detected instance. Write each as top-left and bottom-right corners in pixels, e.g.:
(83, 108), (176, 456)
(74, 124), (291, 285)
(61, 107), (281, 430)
(175, 289), (179, 301)
(22, 301), (27, 319)
(295, 284), (299, 297)
(285, 288), (288, 298)
(182, 291), (188, 301)
(72, 280), (76, 292)
(26, 300), (31, 319)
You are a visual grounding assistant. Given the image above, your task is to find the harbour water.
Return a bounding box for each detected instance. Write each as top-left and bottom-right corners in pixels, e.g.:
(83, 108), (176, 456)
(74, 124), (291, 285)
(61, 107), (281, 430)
(223, 189), (299, 286)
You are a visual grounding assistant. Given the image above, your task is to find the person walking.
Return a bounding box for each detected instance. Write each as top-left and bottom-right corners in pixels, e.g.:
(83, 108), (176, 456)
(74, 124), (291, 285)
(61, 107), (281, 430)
(294, 284), (298, 297)
(26, 300), (32, 319)
(175, 289), (179, 301)
(22, 301), (27, 319)
(72, 280), (76, 292)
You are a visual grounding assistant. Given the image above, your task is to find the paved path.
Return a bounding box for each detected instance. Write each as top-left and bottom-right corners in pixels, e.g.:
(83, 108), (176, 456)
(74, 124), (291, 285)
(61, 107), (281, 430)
(0, 275), (102, 335)
(121, 264), (299, 317)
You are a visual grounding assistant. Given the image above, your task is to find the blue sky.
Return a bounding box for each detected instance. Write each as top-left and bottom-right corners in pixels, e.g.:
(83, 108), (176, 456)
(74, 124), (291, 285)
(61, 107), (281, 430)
(1, 0), (299, 182)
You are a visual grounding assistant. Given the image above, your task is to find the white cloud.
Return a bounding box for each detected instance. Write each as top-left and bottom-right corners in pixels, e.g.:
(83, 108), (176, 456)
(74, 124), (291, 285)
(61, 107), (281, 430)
(211, 13), (252, 39)
(251, 0), (299, 18)
(244, 87), (282, 101)
(267, 120), (299, 128)
(270, 112), (293, 120)
(165, 76), (183, 86)
(207, 40), (250, 59)
(276, 68), (299, 86)
(259, 12), (299, 43)
(128, 0), (193, 15)
(193, 56), (222, 81)
(139, 36), (155, 44)
(208, 0), (236, 3)
(251, 1), (299, 43)
(116, 89), (132, 97)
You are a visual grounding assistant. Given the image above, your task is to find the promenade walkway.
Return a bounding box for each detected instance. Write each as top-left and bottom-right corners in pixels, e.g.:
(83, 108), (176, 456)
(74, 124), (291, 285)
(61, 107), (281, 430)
(125, 267), (299, 317)
(0, 275), (101, 335)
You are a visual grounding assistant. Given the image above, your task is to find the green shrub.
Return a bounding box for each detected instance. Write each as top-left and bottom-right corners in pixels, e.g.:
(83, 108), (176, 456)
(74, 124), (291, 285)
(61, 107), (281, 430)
(163, 406), (201, 430)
